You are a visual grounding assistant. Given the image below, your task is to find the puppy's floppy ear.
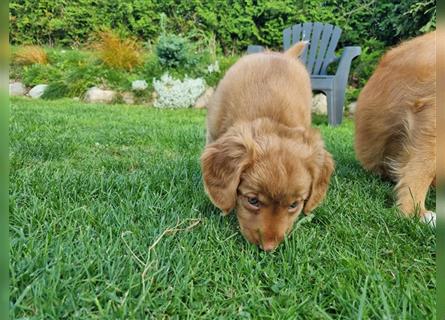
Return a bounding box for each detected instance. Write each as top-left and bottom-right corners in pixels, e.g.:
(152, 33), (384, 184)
(303, 129), (335, 214)
(200, 126), (255, 215)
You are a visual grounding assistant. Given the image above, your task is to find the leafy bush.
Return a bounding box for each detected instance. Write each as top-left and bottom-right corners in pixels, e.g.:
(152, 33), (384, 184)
(41, 82), (70, 100)
(349, 38), (386, 88)
(9, 0), (436, 54)
(140, 53), (163, 78)
(155, 33), (197, 68)
(345, 87), (360, 106)
(9, 0), (159, 46)
(92, 30), (143, 71)
(203, 55), (238, 87)
(137, 53), (163, 91)
(60, 63), (105, 97)
(14, 45), (48, 65)
(22, 64), (61, 86)
(46, 49), (91, 69)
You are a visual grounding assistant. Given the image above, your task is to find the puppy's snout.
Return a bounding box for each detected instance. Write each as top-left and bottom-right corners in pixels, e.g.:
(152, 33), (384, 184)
(260, 240), (279, 252)
(239, 219), (287, 251)
(259, 233), (283, 251)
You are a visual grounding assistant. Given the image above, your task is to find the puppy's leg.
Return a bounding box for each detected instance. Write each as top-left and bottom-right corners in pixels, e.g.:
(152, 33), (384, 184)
(395, 154), (435, 225)
(395, 101), (436, 225)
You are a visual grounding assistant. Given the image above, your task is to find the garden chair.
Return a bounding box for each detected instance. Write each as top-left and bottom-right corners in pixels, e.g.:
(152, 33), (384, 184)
(247, 22), (361, 126)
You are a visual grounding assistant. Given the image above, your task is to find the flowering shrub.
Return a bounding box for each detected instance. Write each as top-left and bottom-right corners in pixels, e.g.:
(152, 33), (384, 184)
(153, 73), (206, 108)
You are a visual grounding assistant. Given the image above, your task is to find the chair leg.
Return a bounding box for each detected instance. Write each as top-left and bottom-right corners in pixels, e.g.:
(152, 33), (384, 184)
(326, 89), (339, 126)
(334, 85), (346, 125)
(326, 85), (345, 126)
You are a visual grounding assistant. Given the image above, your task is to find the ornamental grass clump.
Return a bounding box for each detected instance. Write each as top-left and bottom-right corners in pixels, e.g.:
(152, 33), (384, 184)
(153, 73), (206, 108)
(14, 45), (48, 65)
(92, 30), (143, 71)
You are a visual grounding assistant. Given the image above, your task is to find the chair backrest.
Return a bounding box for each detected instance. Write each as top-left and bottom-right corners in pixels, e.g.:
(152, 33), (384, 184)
(283, 22), (342, 75)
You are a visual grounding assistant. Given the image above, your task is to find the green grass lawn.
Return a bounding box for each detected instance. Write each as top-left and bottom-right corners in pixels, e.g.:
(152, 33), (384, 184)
(10, 98), (436, 319)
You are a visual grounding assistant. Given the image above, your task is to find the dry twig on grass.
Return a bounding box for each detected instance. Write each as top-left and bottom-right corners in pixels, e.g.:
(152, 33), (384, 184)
(148, 218), (201, 251)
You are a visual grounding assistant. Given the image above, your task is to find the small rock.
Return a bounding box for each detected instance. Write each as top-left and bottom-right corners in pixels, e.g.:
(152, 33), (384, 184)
(142, 91), (158, 106)
(9, 82), (26, 96)
(122, 92), (135, 104)
(28, 84), (48, 99)
(194, 87), (214, 109)
(311, 93), (327, 115)
(348, 102), (357, 118)
(84, 86), (116, 104)
(132, 80), (148, 91)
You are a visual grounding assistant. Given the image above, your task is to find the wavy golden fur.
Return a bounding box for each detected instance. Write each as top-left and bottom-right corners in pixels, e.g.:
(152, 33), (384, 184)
(354, 31), (436, 218)
(201, 42), (334, 251)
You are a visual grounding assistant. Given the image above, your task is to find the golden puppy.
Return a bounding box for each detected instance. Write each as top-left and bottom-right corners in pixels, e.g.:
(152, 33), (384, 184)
(201, 42), (334, 251)
(354, 31), (436, 226)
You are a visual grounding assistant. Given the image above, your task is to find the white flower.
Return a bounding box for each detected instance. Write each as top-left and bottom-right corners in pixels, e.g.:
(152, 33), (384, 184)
(207, 61), (220, 73)
(153, 73), (206, 108)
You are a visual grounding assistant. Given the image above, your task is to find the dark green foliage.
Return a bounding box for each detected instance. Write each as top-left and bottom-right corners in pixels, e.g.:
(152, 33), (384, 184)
(349, 38), (387, 88)
(203, 55), (238, 87)
(46, 49), (90, 67)
(64, 64), (106, 97)
(10, 0), (435, 53)
(137, 53), (163, 91)
(21, 64), (61, 87)
(101, 68), (132, 91)
(9, 0), (159, 46)
(62, 63), (131, 97)
(9, 0), (436, 97)
(41, 81), (70, 100)
(364, 0), (436, 45)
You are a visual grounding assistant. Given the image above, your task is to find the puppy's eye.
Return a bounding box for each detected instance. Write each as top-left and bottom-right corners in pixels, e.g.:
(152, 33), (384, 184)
(248, 197), (260, 207)
(288, 201), (301, 212)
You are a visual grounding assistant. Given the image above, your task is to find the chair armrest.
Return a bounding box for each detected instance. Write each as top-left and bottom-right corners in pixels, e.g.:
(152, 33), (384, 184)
(331, 56), (341, 64)
(335, 46), (361, 77)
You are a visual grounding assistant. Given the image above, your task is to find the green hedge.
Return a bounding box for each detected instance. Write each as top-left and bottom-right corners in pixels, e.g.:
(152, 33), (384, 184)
(10, 0), (435, 52)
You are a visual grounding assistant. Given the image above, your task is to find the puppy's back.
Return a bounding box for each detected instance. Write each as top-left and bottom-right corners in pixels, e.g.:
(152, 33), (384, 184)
(207, 51), (311, 142)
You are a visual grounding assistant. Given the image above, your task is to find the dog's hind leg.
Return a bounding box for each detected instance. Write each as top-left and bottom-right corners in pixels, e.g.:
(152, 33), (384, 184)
(395, 161), (434, 214)
(395, 111), (436, 226)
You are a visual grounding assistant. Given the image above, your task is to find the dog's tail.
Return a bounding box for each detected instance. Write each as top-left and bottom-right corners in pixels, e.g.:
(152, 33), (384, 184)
(284, 41), (308, 58)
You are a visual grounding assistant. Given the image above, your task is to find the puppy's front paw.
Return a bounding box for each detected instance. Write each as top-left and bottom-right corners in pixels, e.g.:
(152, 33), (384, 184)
(421, 211), (436, 228)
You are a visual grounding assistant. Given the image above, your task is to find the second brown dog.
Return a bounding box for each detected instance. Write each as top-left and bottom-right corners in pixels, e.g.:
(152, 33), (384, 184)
(354, 31), (436, 226)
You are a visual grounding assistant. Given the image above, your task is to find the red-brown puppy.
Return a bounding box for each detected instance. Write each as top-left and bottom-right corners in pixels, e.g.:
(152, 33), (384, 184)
(354, 31), (436, 226)
(201, 43), (334, 251)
